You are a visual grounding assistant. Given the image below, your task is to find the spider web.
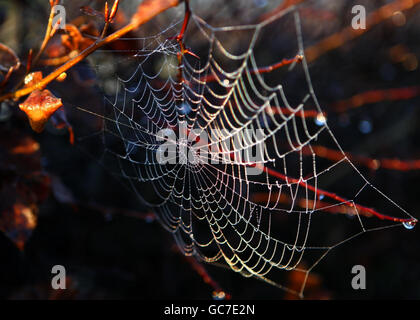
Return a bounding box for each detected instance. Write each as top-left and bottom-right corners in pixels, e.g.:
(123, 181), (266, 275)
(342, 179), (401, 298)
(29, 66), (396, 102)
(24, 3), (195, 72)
(76, 4), (417, 297)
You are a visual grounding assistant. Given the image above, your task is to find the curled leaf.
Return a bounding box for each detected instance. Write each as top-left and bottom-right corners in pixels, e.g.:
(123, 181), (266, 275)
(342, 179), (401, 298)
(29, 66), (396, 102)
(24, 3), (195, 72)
(60, 24), (94, 52)
(19, 89), (63, 133)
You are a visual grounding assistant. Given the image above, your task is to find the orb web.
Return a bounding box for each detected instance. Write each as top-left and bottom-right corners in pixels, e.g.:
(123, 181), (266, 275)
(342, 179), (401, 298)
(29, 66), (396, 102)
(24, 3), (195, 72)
(76, 4), (417, 297)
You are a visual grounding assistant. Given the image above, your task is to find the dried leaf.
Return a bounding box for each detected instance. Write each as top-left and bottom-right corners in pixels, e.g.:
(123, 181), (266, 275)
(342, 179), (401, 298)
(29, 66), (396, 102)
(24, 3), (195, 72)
(0, 128), (51, 250)
(19, 89), (63, 133)
(50, 106), (74, 144)
(61, 24), (83, 52)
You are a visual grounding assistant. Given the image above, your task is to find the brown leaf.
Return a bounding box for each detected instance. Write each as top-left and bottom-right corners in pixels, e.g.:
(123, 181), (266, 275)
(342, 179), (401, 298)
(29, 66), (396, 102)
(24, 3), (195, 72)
(78, 21), (101, 38)
(61, 24), (83, 52)
(19, 89), (63, 133)
(60, 24), (94, 53)
(0, 203), (37, 251)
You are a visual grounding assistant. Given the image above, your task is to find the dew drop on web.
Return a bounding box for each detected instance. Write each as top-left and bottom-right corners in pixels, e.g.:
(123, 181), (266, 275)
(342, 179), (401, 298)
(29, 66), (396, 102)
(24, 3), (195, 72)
(315, 113), (326, 126)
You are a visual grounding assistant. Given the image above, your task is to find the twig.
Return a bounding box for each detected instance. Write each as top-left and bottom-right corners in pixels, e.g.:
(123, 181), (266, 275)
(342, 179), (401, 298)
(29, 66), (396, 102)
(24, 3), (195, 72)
(173, 245), (231, 300)
(305, 0), (420, 63)
(226, 147), (416, 223)
(303, 145), (420, 172)
(101, 1), (120, 39)
(255, 163), (416, 224)
(200, 54), (303, 83)
(0, 0), (181, 103)
(331, 86), (420, 112)
(175, 0), (192, 87)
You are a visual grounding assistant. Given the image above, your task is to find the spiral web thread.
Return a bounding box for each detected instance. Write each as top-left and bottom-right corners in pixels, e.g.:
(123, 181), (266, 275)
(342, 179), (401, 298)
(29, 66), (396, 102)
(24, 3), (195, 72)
(79, 5), (416, 297)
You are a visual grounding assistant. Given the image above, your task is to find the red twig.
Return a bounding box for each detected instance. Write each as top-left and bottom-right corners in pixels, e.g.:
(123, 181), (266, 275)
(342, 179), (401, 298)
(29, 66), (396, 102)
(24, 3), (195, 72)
(303, 145), (420, 172)
(201, 54), (303, 83)
(252, 192), (358, 216)
(331, 86), (420, 112)
(267, 107), (322, 119)
(174, 0), (193, 88)
(220, 131), (415, 223)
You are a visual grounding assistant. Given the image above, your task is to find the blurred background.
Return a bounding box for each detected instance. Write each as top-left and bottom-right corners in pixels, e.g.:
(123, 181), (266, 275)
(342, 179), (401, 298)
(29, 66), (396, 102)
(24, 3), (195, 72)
(0, 0), (420, 300)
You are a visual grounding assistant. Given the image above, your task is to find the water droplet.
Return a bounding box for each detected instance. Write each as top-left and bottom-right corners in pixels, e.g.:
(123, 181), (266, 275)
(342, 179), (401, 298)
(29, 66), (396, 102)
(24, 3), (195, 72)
(315, 113), (326, 126)
(403, 220), (417, 230)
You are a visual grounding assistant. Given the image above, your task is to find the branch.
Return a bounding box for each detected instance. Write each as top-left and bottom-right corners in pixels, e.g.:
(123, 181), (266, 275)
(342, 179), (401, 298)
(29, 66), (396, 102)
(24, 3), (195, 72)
(0, 0), (181, 103)
(255, 163), (416, 224)
(33, 0), (61, 66)
(305, 0), (420, 63)
(173, 245), (231, 300)
(303, 145), (420, 172)
(331, 86), (420, 112)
